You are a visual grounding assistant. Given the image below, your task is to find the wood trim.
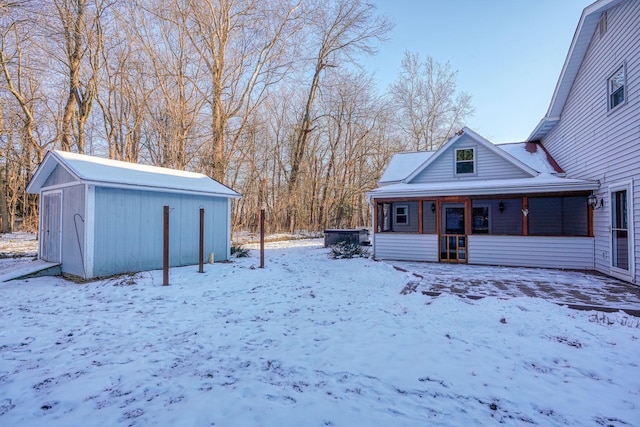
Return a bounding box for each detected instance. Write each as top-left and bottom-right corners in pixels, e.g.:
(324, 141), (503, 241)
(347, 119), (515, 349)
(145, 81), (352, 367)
(587, 200), (594, 237)
(373, 199), (379, 233)
(464, 198), (472, 236)
(418, 201), (423, 234)
(522, 196), (528, 236)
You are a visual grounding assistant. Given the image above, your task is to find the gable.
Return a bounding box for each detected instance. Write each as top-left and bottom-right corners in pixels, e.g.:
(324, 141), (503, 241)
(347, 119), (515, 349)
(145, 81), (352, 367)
(409, 133), (532, 184)
(43, 163), (78, 188)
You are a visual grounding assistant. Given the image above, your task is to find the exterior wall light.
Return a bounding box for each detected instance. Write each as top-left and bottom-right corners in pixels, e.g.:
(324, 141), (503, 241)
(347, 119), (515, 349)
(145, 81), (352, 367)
(588, 194), (603, 210)
(498, 201), (505, 213)
(431, 202), (436, 213)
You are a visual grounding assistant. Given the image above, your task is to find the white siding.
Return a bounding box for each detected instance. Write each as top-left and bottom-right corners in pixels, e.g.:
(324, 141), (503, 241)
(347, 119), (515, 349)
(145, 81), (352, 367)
(411, 134), (530, 183)
(374, 233), (438, 262)
(468, 235), (595, 270)
(541, 0), (640, 283)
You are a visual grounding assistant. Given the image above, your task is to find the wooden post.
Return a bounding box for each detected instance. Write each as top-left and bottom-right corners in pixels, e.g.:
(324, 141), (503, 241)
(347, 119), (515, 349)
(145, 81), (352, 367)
(260, 208), (265, 268)
(198, 207), (204, 273)
(522, 196), (529, 236)
(163, 205), (169, 286)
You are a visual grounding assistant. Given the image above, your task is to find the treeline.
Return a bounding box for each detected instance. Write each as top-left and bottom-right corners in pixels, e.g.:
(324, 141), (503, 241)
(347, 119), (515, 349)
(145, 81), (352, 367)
(0, 0), (472, 234)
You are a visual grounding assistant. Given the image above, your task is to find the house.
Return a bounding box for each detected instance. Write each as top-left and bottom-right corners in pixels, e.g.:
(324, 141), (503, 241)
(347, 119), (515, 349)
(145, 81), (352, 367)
(528, 0), (639, 284)
(369, 0), (639, 285)
(368, 127), (599, 269)
(26, 150), (240, 280)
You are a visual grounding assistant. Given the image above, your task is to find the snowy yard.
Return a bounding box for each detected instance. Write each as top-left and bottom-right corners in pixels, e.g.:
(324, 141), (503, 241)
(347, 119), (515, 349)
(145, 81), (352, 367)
(1, 237), (639, 426)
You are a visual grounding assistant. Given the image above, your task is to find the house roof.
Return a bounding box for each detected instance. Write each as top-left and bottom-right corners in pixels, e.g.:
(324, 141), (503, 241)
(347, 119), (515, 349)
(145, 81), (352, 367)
(378, 151), (435, 185)
(528, 0), (625, 141)
(378, 128), (564, 186)
(371, 127), (592, 199)
(369, 173), (598, 199)
(496, 142), (564, 175)
(27, 150), (241, 198)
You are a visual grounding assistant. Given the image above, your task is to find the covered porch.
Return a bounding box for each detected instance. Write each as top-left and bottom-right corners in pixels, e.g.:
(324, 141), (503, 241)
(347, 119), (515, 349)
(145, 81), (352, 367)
(368, 176), (599, 270)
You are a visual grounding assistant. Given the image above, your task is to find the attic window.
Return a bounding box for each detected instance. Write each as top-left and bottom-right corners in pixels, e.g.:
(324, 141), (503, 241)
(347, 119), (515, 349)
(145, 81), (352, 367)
(455, 148), (475, 175)
(608, 65), (625, 110)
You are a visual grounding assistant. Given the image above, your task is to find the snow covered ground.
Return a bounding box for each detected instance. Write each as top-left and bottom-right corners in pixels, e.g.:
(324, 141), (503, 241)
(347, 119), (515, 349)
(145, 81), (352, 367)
(1, 238), (639, 426)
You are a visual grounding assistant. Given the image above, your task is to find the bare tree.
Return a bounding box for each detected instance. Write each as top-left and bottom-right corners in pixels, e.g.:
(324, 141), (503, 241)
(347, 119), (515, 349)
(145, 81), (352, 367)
(174, 0), (303, 182)
(123, 1), (206, 169)
(286, 0), (392, 232)
(52, 0), (103, 153)
(0, 1), (52, 231)
(94, 4), (147, 162)
(389, 51), (474, 151)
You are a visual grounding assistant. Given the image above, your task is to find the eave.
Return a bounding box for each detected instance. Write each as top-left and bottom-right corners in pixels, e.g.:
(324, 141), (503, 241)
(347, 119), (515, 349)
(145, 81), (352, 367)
(527, 0), (625, 142)
(368, 175), (598, 200)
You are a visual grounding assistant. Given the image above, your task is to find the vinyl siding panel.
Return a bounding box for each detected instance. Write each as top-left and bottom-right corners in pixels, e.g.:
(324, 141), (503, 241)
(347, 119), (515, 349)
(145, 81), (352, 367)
(541, 0), (640, 283)
(411, 134), (530, 184)
(468, 236), (595, 270)
(43, 164), (77, 187)
(374, 233), (438, 262)
(93, 187), (229, 277)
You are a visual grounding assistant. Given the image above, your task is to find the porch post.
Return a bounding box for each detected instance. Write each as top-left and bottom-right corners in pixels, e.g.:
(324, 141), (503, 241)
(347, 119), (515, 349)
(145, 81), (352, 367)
(522, 196), (529, 236)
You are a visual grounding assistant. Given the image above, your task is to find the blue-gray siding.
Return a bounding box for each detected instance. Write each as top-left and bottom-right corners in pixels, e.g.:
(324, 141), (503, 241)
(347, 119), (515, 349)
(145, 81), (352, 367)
(410, 134), (531, 184)
(43, 164), (77, 187)
(60, 185), (86, 277)
(392, 201), (419, 233)
(541, 0), (640, 283)
(92, 187), (229, 277)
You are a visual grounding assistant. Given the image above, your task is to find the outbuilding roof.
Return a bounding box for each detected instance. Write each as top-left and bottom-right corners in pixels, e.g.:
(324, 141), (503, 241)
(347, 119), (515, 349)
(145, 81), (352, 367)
(27, 150), (240, 198)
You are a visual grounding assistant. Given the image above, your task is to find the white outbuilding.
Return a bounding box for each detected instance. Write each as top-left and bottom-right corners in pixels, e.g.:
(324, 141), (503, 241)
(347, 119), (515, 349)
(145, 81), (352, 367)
(27, 150), (240, 280)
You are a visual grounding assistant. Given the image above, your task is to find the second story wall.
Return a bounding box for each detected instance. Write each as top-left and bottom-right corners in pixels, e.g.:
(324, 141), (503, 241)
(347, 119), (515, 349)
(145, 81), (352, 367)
(542, 0), (640, 183)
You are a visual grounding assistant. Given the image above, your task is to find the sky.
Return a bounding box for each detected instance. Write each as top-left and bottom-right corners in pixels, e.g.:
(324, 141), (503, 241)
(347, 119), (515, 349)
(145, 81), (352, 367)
(366, 0), (594, 143)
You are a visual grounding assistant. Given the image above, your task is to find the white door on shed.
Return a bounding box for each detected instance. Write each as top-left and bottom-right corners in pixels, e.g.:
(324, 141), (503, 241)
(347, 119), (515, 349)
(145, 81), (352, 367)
(41, 191), (62, 263)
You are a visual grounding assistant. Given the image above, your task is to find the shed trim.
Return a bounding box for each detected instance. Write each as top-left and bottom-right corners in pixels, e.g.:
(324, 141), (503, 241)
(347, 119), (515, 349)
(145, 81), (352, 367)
(85, 184), (95, 279)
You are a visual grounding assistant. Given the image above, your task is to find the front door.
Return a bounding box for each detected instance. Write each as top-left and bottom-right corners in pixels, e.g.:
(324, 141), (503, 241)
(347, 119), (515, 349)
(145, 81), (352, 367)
(610, 183), (634, 280)
(41, 191), (62, 263)
(440, 203), (467, 262)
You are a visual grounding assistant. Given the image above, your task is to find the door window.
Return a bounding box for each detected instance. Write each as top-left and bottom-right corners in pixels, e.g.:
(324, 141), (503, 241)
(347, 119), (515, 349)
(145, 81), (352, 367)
(611, 189), (629, 270)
